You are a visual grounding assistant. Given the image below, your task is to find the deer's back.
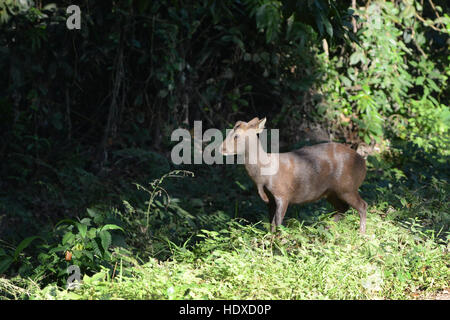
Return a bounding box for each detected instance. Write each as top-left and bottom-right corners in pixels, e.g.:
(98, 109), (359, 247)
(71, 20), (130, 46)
(270, 143), (366, 203)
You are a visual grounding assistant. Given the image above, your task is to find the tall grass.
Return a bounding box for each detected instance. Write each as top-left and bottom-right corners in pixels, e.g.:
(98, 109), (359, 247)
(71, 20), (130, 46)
(2, 210), (448, 300)
(1, 144), (448, 300)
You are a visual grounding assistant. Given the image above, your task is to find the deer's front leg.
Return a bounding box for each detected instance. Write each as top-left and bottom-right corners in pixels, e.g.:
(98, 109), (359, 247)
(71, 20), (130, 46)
(269, 196), (289, 232)
(257, 185), (269, 203)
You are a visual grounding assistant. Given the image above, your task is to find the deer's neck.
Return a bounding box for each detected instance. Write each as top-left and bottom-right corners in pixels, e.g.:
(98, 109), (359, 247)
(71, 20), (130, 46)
(244, 138), (271, 182)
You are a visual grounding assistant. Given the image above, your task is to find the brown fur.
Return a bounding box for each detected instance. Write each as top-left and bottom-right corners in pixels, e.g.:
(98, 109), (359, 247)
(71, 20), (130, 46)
(220, 117), (368, 233)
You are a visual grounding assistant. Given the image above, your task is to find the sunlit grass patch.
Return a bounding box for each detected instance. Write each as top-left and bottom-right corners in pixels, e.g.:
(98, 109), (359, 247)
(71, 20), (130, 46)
(4, 207), (446, 300)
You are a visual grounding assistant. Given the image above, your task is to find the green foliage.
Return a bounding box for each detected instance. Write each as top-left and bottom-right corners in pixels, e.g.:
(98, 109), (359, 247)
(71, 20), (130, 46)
(0, 236), (44, 274)
(0, 0), (34, 24)
(1, 143), (449, 299)
(244, 0), (354, 42)
(1, 0), (449, 300)
(3, 211), (448, 300)
(133, 170), (195, 230)
(363, 141), (450, 235)
(118, 170), (200, 259)
(320, 1), (449, 153)
(47, 216), (124, 274)
(0, 208), (126, 287)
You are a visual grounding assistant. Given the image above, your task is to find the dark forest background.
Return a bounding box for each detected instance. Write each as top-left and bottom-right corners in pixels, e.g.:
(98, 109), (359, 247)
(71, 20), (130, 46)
(0, 0), (448, 299)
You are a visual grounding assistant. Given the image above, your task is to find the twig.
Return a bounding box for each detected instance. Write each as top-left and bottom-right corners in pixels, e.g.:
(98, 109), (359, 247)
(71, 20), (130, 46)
(414, 12), (448, 34)
(352, 0), (357, 33)
(111, 261), (118, 280)
(411, 26), (428, 58)
(427, 0), (445, 30)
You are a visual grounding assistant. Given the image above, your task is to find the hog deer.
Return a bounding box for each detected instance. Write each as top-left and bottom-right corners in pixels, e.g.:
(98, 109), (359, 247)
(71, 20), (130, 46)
(220, 117), (368, 233)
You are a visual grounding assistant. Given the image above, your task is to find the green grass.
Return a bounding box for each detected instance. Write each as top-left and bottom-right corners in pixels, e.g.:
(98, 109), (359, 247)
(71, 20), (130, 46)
(2, 210), (448, 300)
(0, 143), (448, 300)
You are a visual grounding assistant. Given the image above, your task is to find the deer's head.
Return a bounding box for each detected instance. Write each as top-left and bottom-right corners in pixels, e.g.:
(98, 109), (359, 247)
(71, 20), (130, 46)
(220, 117), (266, 156)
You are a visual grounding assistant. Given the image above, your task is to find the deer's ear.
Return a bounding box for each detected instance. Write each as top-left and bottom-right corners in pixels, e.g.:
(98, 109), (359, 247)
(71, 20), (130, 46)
(247, 117), (260, 127)
(233, 121), (244, 129)
(255, 117), (266, 133)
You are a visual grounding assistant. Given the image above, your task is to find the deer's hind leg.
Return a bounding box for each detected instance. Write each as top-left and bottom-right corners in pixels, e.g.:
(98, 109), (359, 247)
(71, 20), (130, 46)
(335, 191), (368, 233)
(326, 192), (350, 222)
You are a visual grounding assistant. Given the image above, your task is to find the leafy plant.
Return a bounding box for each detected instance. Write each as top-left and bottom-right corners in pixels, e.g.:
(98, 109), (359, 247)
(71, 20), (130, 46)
(319, 1), (449, 153)
(0, 236), (44, 275)
(0, 208), (126, 286)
